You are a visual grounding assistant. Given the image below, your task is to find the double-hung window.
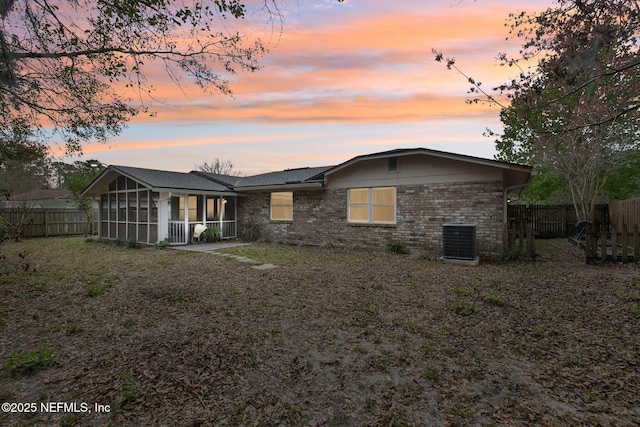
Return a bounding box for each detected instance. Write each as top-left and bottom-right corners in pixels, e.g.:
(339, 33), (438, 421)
(271, 192), (293, 221)
(348, 187), (396, 224)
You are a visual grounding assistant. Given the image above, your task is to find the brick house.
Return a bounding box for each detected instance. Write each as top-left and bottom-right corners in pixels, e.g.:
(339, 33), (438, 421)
(82, 148), (533, 258)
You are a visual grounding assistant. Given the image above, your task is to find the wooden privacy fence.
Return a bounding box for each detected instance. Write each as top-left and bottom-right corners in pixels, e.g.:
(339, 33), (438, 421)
(0, 208), (96, 238)
(609, 198), (640, 234)
(585, 222), (640, 264)
(503, 220), (536, 256)
(507, 204), (609, 238)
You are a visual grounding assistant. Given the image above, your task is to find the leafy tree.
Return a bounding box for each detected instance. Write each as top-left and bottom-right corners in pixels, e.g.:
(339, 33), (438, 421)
(54, 159), (106, 236)
(195, 158), (242, 176)
(603, 150), (640, 200)
(0, 0), (272, 157)
(435, 0), (640, 220)
(0, 120), (51, 241)
(0, 120), (50, 200)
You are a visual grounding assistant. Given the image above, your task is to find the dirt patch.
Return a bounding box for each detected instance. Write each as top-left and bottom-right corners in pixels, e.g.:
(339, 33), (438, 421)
(0, 238), (639, 426)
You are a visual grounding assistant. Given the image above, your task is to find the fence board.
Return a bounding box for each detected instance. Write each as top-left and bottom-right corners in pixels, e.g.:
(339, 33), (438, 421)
(0, 208), (97, 238)
(609, 199), (640, 234)
(508, 204), (609, 238)
(584, 222), (639, 264)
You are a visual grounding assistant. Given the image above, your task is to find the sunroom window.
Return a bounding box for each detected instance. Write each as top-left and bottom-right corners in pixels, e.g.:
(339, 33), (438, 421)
(348, 187), (396, 224)
(271, 192), (293, 221)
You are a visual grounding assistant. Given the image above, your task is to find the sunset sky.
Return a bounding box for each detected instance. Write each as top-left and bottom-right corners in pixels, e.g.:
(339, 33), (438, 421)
(74, 0), (554, 175)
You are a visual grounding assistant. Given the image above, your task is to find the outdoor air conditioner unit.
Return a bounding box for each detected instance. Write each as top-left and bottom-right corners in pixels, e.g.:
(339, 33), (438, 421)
(442, 221), (479, 265)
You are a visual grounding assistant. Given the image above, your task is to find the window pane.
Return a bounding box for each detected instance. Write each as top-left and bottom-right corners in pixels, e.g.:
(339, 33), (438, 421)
(149, 225), (158, 243)
(118, 223), (126, 239)
(206, 198), (217, 221)
(138, 224), (148, 243)
(109, 193), (116, 220)
(271, 206), (293, 221)
(349, 206), (369, 222)
(373, 205), (395, 223)
(271, 192), (293, 205)
(138, 191), (148, 223)
(349, 188), (369, 204)
(126, 178), (137, 190)
(188, 196), (198, 222)
(171, 197), (183, 221)
(118, 193), (127, 221)
(128, 192), (137, 222)
(373, 187), (395, 204)
(128, 223), (136, 240)
(150, 193), (159, 222)
(101, 194), (108, 219)
(224, 197), (236, 220)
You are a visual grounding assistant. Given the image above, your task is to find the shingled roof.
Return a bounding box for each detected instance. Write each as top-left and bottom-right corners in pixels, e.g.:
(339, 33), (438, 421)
(113, 166), (231, 192)
(233, 166), (332, 190)
(82, 165), (235, 196)
(83, 148), (533, 197)
(324, 147), (533, 176)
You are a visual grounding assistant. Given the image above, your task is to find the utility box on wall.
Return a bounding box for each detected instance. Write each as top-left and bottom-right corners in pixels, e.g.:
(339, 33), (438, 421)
(442, 221), (479, 266)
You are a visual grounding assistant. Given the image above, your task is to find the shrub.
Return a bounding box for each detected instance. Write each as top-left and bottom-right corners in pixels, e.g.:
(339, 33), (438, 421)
(385, 241), (410, 254)
(239, 217), (262, 242)
(156, 238), (170, 249)
(201, 226), (221, 242)
(127, 238), (141, 249)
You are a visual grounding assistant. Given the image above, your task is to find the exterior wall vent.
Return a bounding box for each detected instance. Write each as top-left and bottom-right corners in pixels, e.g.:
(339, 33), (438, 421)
(387, 157), (398, 172)
(442, 221), (479, 265)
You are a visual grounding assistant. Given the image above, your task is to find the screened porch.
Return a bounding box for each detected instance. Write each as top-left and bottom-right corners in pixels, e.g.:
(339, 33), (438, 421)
(167, 194), (237, 244)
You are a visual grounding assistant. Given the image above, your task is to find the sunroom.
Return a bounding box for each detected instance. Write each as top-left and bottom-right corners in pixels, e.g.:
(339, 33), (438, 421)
(82, 165), (238, 245)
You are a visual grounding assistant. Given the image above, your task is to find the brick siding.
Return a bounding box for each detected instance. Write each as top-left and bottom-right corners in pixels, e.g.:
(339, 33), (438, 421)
(237, 181), (504, 258)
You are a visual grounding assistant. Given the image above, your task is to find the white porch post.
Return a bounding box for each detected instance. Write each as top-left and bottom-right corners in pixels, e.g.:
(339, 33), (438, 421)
(219, 197), (225, 238)
(184, 195), (189, 243)
(158, 192), (170, 242)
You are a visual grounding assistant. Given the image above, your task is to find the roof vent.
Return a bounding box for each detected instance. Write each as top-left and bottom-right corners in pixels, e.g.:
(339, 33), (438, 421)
(442, 221), (479, 265)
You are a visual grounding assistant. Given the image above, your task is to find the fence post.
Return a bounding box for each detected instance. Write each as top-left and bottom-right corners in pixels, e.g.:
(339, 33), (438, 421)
(621, 223), (629, 263)
(634, 224), (640, 263)
(518, 221), (525, 249)
(585, 222), (597, 264)
(527, 226), (536, 256)
(44, 210), (49, 238)
(611, 224), (618, 263)
(600, 223), (608, 262)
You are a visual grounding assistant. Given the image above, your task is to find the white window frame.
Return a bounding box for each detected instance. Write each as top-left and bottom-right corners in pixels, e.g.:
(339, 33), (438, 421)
(347, 187), (396, 224)
(270, 192), (293, 221)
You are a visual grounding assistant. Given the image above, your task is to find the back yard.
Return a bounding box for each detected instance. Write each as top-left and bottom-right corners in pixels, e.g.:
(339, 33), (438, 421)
(1, 237), (639, 426)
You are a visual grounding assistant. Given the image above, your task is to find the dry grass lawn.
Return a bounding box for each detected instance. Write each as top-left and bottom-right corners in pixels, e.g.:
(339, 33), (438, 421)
(0, 237), (639, 426)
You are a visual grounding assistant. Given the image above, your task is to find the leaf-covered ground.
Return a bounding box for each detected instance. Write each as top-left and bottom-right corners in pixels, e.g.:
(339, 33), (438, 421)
(0, 237), (639, 426)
